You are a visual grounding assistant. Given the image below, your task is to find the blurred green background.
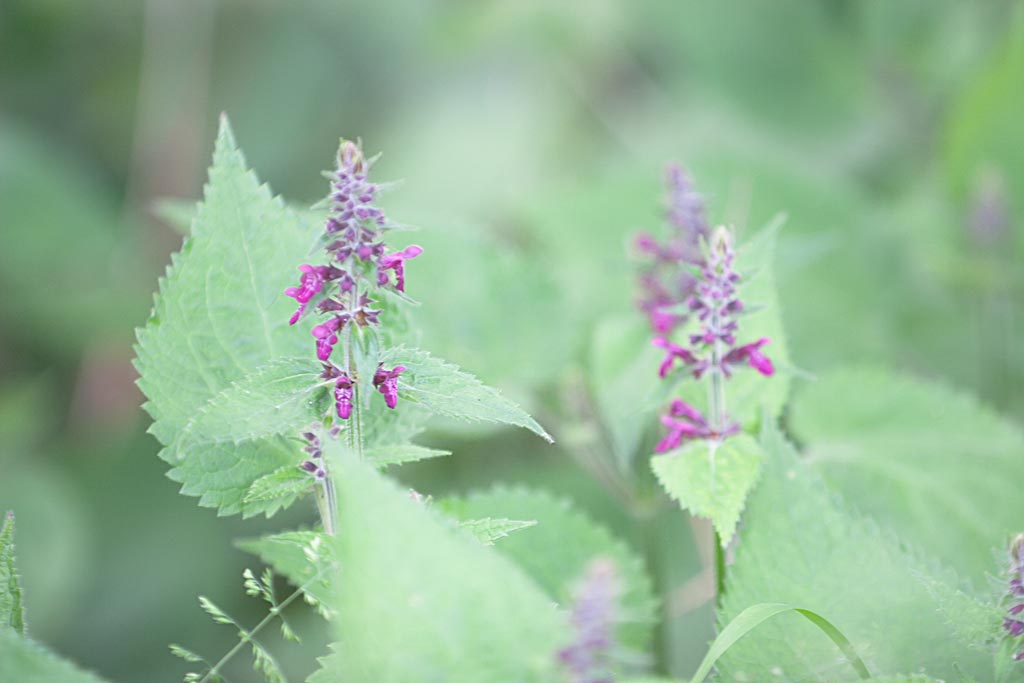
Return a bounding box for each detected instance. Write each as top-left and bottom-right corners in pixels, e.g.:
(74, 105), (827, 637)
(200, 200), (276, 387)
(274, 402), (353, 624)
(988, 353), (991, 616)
(1, 1), (1023, 680)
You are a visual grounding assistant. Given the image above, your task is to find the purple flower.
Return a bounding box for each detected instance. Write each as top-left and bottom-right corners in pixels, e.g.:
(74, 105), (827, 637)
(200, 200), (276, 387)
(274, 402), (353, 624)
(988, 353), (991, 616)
(373, 365), (405, 409)
(285, 264), (328, 324)
(312, 317), (343, 361)
(655, 399), (739, 453)
(557, 559), (620, 683)
(334, 374), (354, 420)
(632, 163), (709, 336)
(379, 245), (423, 292)
(1002, 534), (1024, 663)
(652, 337), (698, 378)
(722, 338), (774, 377)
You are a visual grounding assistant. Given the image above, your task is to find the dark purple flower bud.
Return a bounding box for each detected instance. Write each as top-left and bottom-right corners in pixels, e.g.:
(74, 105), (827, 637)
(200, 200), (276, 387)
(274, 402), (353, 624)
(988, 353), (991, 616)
(379, 245), (423, 292)
(300, 460), (318, 473)
(373, 365), (405, 409)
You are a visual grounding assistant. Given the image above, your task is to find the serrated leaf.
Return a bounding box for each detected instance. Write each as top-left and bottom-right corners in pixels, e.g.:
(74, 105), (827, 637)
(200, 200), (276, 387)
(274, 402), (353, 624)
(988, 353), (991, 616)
(177, 357), (324, 446)
(459, 518), (537, 546)
(364, 443), (450, 466)
(791, 366), (1024, 582)
(651, 434), (763, 545)
(0, 629), (110, 683)
(135, 116), (319, 517)
(244, 466), (313, 505)
(441, 487), (657, 661)
(716, 421), (993, 682)
(379, 346), (553, 442)
(313, 459), (566, 683)
(0, 512), (25, 635)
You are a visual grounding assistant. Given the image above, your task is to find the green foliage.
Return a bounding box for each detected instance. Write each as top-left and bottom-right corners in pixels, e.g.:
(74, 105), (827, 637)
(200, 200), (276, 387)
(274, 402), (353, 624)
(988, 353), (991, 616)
(690, 603), (872, 683)
(313, 458), (566, 683)
(243, 466), (313, 508)
(651, 434), (763, 545)
(0, 630), (111, 683)
(380, 346), (554, 442)
(441, 487), (657, 660)
(458, 517), (537, 546)
(716, 422), (992, 682)
(135, 116), (318, 517)
(237, 531), (331, 607)
(790, 366), (1024, 582)
(0, 512), (25, 635)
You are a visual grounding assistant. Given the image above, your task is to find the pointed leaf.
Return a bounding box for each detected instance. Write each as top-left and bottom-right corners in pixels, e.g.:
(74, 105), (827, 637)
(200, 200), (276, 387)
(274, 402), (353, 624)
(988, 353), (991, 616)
(0, 512), (25, 634)
(651, 434), (763, 544)
(0, 630), (110, 683)
(380, 346), (553, 442)
(317, 458), (566, 682)
(459, 518), (537, 546)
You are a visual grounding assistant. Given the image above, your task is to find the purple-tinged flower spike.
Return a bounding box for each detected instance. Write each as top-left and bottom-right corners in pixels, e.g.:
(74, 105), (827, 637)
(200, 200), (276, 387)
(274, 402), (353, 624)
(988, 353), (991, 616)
(633, 163), (711, 335)
(373, 365), (405, 409)
(1002, 534), (1024, 662)
(557, 558), (621, 683)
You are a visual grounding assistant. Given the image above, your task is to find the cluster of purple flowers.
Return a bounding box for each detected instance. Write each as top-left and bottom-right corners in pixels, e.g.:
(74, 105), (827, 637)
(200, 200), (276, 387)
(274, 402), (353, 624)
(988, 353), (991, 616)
(634, 165), (774, 454)
(285, 140), (420, 470)
(634, 164), (709, 335)
(557, 559), (620, 683)
(1004, 536), (1024, 661)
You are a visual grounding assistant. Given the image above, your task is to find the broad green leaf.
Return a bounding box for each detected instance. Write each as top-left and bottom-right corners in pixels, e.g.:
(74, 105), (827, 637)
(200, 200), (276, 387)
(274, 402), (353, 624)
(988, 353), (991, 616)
(243, 466), (313, 505)
(441, 487), (657, 659)
(716, 422), (992, 682)
(790, 367), (1024, 582)
(651, 434), (763, 545)
(380, 346), (553, 442)
(176, 357), (324, 446)
(0, 512), (25, 634)
(134, 115), (319, 516)
(0, 630), (110, 683)
(315, 458), (566, 683)
(690, 602), (872, 683)
(459, 518), (537, 546)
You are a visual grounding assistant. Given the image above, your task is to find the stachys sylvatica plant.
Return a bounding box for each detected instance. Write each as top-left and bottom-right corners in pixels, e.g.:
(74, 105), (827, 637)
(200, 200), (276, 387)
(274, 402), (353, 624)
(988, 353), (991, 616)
(8, 119), (1024, 683)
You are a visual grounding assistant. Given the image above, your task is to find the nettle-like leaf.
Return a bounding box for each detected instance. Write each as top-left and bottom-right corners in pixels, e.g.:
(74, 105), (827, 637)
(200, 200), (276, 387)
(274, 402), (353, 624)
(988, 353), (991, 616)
(0, 629), (110, 683)
(310, 459), (566, 683)
(1, 512), (26, 634)
(458, 517), (538, 546)
(441, 487), (657, 662)
(672, 217), (792, 430)
(716, 421), (993, 682)
(380, 346), (554, 442)
(791, 367), (1024, 582)
(651, 434), (763, 545)
(134, 116), (319, 517)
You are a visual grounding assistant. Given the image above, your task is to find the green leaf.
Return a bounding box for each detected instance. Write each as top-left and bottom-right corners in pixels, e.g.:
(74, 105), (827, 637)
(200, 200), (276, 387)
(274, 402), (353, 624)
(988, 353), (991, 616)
(134, 115), (319, 517)
(690, 602), (872, 683)
(716, 421), (992, 682)
(651, 434), (763, 545)
(0, 629), (110, 683)
(459, 518), (537, 546)
(176, 357), (324, 446)
(0, 512), (25, 634)
(364, 443), (451, 467)
(243, 466), (313, 505)
(313, 459), (566, 683)
(441, 487), (657, 659)
(790, 366), (1024, 582)
(380, 346), (553, 442)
